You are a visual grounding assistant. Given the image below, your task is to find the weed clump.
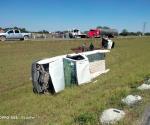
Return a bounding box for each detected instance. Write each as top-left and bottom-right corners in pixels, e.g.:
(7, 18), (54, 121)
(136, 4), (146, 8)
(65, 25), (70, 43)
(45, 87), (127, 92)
(74, 112), (97, 125)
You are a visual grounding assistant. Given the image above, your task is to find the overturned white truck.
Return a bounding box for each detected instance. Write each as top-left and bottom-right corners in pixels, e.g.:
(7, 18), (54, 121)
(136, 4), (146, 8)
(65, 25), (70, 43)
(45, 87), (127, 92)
(31, 50), (110, 94)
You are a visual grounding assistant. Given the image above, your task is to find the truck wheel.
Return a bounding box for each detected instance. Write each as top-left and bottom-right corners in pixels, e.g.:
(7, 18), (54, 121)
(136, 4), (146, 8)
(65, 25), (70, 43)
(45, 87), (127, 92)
(0, 36), (6, 41)
(24, 35), (29, 40)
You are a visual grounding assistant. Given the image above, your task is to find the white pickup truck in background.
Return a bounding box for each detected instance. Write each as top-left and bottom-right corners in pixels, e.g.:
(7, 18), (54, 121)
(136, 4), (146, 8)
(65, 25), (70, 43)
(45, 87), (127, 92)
(0, 29), (31, 41)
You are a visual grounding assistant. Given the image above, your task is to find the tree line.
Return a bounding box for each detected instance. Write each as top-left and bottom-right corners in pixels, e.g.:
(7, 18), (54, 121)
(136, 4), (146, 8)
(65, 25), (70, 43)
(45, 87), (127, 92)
(96, 26), (150, 36)
(119, 29), (150, 36)
(0, 26), (150, 36)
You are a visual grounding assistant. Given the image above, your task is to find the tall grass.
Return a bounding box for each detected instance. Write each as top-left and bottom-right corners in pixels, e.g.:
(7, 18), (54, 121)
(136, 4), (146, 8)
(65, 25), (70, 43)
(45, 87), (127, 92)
(0, 37), (150, 125)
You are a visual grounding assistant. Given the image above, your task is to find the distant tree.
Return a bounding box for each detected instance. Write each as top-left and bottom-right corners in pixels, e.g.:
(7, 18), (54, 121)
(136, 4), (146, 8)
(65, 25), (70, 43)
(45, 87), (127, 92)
(38, 30), (49, 34)
(0, 27), (3, 32)
(137, 31), (142, 36)
(122, 29), (128, 33)
(128, 32), (137, 36)
(97, 26), (102, 29)
(3, 27), (29, 32)
(103, 26), (110, 29)
(14, 26), (19, 29)
(63, 30), (69, 33)
(83, 31), (88, 34)
(42, 30), (49, 34)
(4, 27), (11, 31)
(20, 28), (28, 33)
(55, 31), (62, 34)
(97, 26), (111, 29)
(120, 29), (128, 36)
(145, 32), (150, 36)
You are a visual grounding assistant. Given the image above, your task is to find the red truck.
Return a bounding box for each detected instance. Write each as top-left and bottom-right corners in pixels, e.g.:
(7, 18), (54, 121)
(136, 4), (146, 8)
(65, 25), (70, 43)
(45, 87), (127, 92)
(87, 28), (118, 38)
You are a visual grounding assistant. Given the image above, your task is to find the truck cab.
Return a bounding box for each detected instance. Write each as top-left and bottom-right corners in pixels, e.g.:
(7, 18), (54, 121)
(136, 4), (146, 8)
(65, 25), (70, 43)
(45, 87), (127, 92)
(69, 29), (87, 38)
(88, 29), (101, 38)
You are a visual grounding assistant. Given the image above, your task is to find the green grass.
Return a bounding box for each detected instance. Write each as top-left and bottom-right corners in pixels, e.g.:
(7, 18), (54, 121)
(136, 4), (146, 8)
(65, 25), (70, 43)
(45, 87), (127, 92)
(0, 37), (150, 125)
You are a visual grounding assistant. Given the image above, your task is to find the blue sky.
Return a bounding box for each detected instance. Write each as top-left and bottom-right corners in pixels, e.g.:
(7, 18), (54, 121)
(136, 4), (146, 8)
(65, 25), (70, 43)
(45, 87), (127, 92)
(0, 0), (150, 32)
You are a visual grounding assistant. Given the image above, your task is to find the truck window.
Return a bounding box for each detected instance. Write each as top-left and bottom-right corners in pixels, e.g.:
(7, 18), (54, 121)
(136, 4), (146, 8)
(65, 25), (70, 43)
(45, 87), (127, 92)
(74, 29), (79, 32)
(15, 30), (19, 33)
(8, 30), (14, 34)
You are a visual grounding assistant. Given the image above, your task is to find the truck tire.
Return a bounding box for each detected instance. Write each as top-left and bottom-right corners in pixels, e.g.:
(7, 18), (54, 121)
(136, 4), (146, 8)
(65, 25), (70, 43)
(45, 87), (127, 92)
(0, 36), (6, 41)
(23, 35), (29, 40)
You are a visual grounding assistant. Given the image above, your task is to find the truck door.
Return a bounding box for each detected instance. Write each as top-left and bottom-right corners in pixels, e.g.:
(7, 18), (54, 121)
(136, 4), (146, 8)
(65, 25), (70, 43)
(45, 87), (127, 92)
(7, 30), (15, 39)
(14, 30), (22, 39)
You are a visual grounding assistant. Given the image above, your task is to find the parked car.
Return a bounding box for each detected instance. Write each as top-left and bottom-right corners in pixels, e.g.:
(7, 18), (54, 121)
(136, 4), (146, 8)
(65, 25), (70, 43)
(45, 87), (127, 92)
(0, 29), (31, 41)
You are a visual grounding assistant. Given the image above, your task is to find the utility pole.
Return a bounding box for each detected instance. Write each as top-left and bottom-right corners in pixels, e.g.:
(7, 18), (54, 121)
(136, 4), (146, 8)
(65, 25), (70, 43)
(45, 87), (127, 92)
(143, 22), (146, 35)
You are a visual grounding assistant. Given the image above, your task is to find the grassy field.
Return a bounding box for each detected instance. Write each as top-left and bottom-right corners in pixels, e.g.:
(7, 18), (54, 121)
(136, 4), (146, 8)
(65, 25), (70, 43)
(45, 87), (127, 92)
(0, 37), (150, 125)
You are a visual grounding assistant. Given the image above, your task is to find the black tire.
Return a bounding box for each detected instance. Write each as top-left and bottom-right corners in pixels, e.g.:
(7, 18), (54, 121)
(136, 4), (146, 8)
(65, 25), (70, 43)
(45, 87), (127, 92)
(0, 36), (6, 41)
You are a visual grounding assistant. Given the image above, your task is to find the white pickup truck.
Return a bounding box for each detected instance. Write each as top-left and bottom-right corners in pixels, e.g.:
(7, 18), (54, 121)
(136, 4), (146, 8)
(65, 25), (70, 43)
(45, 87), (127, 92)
(0, 29), (31, 41)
